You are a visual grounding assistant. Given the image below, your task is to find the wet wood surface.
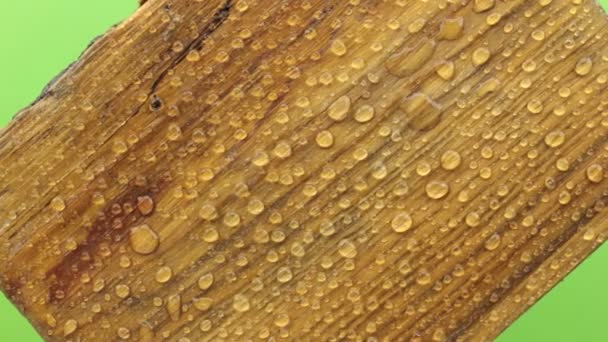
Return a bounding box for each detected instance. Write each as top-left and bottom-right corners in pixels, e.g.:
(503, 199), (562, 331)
(1, 0), (608, 340)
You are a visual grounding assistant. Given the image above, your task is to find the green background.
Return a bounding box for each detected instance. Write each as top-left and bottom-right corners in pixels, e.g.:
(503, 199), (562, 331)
(0, 1), (606, 340)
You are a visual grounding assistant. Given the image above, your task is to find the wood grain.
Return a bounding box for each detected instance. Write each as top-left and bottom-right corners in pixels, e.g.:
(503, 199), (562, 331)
(1, 0), (608, 340)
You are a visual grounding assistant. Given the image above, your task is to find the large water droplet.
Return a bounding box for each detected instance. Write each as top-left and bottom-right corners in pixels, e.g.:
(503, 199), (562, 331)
(129, 224), (160, 255)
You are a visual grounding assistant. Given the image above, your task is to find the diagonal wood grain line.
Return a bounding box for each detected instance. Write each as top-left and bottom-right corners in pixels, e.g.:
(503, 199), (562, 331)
(1, 0), (607, 340)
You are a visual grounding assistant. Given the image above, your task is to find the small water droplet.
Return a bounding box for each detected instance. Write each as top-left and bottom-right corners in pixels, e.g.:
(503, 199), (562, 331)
(233, 294), (251, 312)
(408, 17), (427, 33)
(425, 181), (449, 199)
(277, 266), (293, 283)
(117, 327), (131, 340)
(193, 297), (213, 311)
(330, 39), (347, 56)
(316, 130), (335, 148)
(484, 233), (501, 250)
(252, 151), (270, 167)
(198, 273), (214, 290)
(199, 203), (218, 221)
(50, 196), (66, 212)
(167, 294), (181, 321)
(544, 130), (565, 148)
(416, 269), (432, 285)
(223, 211), (241, 227)
(166, 123), (182, 141)
(137, 196), (155, 216)
(115, 284), (130, 298)
(354, 105), (375, 123)
(527, 99), (543, 114)
(235, 0), (249, 12)
(112, 139), (128, 155)
(472, 47), (491, 66)
(465, 212), (481, 227)
(441, 150), (462, 170)
(328, 95), (351, 121)
(587, 164), (604, 183)
(274, 313), (290, 328)
(556, 158), (570, 172)
(186, 50), (200, 62)
(273, 141), (292, 158)
(202, 228), (219, 244)
(247, 198), (265, 215)
(473, 0), (495, 13)
(575, 57), (593, 76)
(436, 61), (455, 80)
(391, 212), (413, 233)
(338, 239), (358, 258)
(64, 319), (78, 337)
(155, 266), (173, 283)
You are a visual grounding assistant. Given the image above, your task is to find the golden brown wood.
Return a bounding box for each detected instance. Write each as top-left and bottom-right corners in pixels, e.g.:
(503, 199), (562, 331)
(1, 0), (608, 340)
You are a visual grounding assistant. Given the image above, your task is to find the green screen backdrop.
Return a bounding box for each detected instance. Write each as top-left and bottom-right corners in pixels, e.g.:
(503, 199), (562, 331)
(0, 1), (607, 341)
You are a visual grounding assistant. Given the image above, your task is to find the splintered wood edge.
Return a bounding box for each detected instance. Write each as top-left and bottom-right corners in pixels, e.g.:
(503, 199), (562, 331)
(0, 0), (607, 341)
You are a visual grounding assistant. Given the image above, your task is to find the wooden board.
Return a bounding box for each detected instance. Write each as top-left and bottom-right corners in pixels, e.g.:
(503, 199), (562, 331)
(1, 0), (607, 340)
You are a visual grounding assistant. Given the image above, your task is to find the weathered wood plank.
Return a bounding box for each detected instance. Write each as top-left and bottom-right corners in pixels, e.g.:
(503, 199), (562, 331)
(1, 0), (607, 340)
